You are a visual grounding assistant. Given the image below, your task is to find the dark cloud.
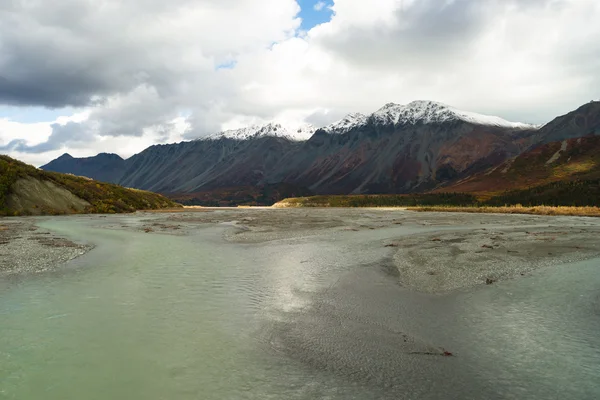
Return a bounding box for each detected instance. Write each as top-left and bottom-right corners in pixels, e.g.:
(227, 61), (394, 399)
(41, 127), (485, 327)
(0, 0), (299, 108)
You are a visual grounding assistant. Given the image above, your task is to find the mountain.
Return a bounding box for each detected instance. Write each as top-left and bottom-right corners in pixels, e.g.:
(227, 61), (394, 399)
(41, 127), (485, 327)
(42, 152), (125, 183)
(534, 101), (600, 144)
(41, 100), (600, 204)
(1, 155), (178, 215)
(438, 101), (600, 191)
(118, 135), (301, 193)
(269, 101), (537, 194)
(208, 123), (316, 141)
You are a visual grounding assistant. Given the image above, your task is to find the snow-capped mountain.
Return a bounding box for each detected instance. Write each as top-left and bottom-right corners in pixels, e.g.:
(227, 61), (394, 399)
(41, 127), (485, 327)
(321, 100), (534, 135)
(205, 100), (533, 141)
(323, 113), (369, 134)
(209, 123), (316, 141)
(44, 100), (600, 201)
(371, 100), (533, 129)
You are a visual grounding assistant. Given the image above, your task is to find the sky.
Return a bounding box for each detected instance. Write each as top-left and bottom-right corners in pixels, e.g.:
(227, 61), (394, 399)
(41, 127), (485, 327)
(0, 0), (599, 166)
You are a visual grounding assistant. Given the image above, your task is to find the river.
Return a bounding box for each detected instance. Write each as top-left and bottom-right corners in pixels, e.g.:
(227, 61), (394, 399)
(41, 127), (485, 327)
(1, 212), (599, 399)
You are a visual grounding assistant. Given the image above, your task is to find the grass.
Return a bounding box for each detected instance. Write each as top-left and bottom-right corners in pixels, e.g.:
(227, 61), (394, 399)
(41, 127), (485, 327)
(406, 205), (600, 217)
(275, 193), (477, 208)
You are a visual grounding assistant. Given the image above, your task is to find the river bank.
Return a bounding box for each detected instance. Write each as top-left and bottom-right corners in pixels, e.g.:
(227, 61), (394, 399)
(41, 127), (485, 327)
(0, 218), (92, 277)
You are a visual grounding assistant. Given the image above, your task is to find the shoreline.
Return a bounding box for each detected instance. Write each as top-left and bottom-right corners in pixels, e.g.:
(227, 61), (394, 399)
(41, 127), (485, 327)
(0, 218), (93, 277)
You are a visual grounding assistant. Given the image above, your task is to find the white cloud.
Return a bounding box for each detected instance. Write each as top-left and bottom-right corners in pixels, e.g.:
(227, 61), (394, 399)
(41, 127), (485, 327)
(1, 0), (600, 165)
(314, 1), (327, 11)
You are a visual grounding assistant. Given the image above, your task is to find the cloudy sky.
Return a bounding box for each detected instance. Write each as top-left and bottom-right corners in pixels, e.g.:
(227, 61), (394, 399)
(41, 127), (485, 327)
(1, 0), (599, 165)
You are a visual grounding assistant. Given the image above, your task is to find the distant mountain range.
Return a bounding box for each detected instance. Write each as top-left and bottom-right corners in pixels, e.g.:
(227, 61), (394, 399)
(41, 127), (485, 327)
(41, 100), (600, 205)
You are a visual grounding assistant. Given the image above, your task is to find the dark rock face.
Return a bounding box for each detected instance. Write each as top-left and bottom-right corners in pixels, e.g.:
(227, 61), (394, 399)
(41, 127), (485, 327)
(535, 101), (600, 144)
(271, 122), (534, 194)
(117, 136), (301, 193)
(40, 102), (600, 198)
(41, 153), (125, 183)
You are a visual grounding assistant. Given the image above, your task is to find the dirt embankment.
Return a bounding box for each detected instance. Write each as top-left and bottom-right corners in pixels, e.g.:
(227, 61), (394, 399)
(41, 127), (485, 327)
(7, 177), (90, 215)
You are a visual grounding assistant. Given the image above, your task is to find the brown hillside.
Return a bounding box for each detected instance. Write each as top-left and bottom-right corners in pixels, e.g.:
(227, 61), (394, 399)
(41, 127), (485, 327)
(437, 135), (600, 197)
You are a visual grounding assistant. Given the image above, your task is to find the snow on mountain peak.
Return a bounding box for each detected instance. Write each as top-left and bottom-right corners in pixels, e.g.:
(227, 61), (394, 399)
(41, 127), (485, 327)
(323, 112), (368, 134)
(371, 100), (534, 129)
(208, 122), (316, 141)
(206, 100), (534, 142)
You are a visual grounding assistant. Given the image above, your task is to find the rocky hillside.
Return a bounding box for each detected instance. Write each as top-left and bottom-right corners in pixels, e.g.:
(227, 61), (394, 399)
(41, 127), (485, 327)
(1, 155), (179, 216)
(438, 135), (600, 197)
(437, 102), (600, 196)
(41, 101), (600, 203)
(534, 101), (600, 144)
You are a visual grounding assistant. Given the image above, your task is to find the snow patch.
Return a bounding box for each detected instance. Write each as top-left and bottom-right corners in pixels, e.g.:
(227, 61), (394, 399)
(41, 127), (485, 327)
(323, 112), (368, 134)
(208, 123), (316, 141)
(204, 99), (536, 142)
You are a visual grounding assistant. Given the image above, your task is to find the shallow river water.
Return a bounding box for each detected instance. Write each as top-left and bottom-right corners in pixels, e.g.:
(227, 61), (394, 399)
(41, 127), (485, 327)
(1, 214), (600, 399)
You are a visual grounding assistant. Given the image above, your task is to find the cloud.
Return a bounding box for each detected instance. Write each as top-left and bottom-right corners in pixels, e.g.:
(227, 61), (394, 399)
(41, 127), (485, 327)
(1, 0), (600, 165)
(314, 1), (327, 11)
(0, 0), (300, 108)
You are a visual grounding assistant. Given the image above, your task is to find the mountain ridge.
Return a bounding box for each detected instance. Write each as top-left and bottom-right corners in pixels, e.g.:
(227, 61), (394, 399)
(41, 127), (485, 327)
(39, 101), (600, 204)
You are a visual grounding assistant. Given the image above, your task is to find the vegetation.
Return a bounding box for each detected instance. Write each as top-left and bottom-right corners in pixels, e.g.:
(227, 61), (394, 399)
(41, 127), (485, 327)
(407, 205), (600, 217)
(275, 193), (477, 208)
(275, 179), (600, 216)
(0, 155), (180, 216)
(486, 178), (600, 207)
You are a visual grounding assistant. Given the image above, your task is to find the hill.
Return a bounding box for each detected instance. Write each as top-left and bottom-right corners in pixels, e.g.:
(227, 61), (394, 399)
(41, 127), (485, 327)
(1, 155), (179, 216)
(438, 135), (600, 199)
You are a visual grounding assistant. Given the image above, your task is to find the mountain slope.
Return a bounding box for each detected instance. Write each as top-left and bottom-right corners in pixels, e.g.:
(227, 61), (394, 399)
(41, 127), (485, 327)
(270, 101), (536, 194)
(1, 155), (179, 215)
(118, 135), (301, 193)
(437, 135), (600, 197)
(534, 101), (600, 144)
(437, 102), (600, 197)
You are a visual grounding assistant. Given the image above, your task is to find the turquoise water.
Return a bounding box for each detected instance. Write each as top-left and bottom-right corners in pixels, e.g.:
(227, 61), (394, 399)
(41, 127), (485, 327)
(1, 216), (599, 399)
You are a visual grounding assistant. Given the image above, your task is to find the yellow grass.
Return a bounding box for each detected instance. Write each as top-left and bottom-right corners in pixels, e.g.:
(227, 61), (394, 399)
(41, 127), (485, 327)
(552, 159), (596, 179)
(406, 205), (600, 217)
